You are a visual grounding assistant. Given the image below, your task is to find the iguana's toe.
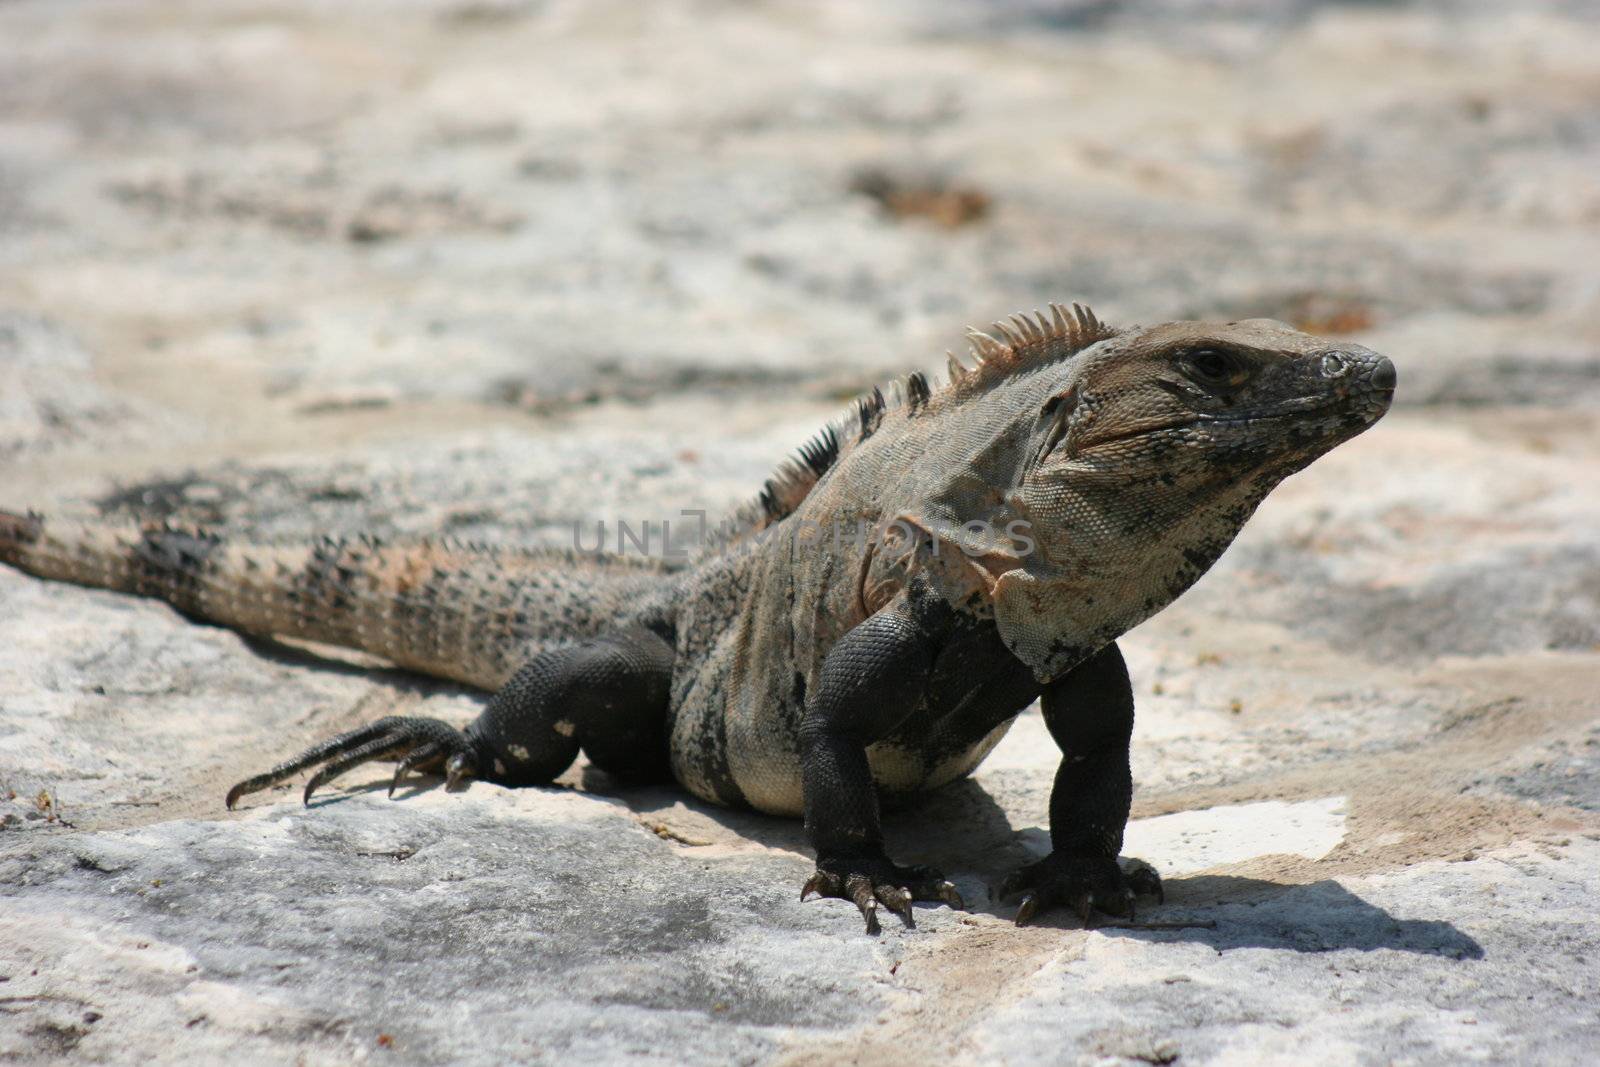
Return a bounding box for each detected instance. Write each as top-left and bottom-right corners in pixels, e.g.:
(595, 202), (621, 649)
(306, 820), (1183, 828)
(1000, 853), (1162, 927)
(1121, 856), (1164, 904)
(389, 740), (445, 797)
(225, 716), (480, 809)
(802, 853), (962, 934)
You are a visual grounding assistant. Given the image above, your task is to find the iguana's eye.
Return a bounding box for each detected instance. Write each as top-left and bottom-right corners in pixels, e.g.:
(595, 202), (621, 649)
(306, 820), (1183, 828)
(1186, 349), (1232, 382)
(1181, 348), (1252, 389)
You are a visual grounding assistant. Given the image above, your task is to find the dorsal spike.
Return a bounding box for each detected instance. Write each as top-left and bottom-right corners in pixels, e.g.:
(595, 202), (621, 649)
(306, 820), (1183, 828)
(993, 320), (1025, 348)
(855, 386), (887, 442)
(795, 423), (841, 477)
(947, 350), (969, 380)
(1012, 314), (1040, 344)
(1050, 302), (1070, 335)
(758, 482), (781, 519)
(906, 370), (930, 410)
(966, 329), (1005, 362)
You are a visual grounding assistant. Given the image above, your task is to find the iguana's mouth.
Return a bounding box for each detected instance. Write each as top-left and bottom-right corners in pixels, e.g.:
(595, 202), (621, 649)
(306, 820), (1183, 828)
(1192, 400), (1344, 427)
(1073, 395), (1376, 454)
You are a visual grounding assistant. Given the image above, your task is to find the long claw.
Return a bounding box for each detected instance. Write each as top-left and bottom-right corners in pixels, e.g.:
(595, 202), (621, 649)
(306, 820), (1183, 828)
(444, 752), (477, 790)
(1001, 854), (1164, 926)
(803, 856), (959, 932)
(878, 885), (915, 928)
(389, 741), (445, 798)
(301, 735), (408, 805)
(846, 874), (881, 935)
(1015, 893), (1039, 926)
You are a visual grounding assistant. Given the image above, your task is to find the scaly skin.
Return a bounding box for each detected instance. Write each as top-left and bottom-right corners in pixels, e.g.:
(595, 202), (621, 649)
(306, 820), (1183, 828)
(0, 303), (1396, 933)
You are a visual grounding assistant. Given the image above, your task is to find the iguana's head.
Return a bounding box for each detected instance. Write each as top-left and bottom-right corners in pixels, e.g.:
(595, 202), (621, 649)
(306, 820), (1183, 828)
(989, 315), (1395, 679)
(1022, 317), (1395, 491)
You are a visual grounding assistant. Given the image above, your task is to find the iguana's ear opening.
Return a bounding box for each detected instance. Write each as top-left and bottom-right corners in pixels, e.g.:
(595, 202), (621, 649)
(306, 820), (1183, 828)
(1030, 387), (1078, 470)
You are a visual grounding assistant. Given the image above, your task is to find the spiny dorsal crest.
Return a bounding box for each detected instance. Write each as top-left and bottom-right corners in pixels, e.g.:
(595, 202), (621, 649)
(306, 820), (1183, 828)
(947, 302), (1114, 394)
(728, 302), (1115, 542)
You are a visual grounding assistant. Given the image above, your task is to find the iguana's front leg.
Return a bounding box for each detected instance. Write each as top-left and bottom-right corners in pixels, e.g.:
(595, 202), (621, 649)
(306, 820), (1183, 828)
(798, 590), (964, 934)
(1000, 641), (1163, 925)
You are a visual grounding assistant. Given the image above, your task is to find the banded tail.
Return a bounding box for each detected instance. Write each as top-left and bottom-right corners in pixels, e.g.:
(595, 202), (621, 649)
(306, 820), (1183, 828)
(0, 510), (670, 690)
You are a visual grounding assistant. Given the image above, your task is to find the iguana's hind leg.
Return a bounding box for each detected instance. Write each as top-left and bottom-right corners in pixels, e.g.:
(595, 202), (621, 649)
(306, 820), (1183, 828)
(998, 641), (1164, 926)
(225, 627), (675, 807)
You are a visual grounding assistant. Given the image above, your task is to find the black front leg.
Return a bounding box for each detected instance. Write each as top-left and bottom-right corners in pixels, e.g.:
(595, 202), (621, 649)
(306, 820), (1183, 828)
(799, 589), (963, 933)
(1001, 641), (1163, 925)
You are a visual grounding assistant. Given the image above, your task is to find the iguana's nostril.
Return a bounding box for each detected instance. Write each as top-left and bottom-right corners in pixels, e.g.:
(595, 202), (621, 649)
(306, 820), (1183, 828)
(1369, 357), (1397, 392)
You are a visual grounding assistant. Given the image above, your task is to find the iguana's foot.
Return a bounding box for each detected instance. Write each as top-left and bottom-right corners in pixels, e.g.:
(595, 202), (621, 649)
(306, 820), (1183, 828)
(801, 851), (964, 934)
(224, 716), (481, 809)
(999, 854), (1163, 927)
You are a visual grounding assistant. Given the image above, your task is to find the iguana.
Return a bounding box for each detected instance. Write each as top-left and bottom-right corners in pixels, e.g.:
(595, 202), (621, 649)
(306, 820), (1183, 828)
(0, 304), (1395, 933)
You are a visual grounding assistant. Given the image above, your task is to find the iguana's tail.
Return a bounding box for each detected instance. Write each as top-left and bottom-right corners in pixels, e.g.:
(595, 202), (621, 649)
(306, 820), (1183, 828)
(0, 510), (671, 690)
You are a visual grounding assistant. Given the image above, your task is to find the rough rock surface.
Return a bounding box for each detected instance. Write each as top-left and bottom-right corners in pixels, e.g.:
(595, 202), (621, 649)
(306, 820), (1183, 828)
(1, 1), (1597, 1064)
